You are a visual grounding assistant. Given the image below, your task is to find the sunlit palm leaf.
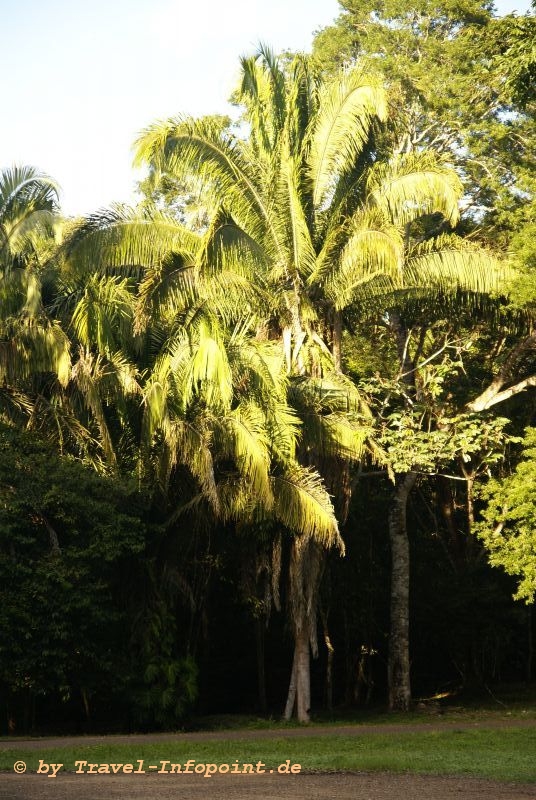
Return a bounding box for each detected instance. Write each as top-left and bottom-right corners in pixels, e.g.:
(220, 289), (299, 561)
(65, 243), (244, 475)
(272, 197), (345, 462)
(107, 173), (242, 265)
(308, 69), (387, 210)
(404, 236), (508, 294)
(219, 401), (273, 506)
(63, 205), (201, 276)
(271, 465), (343, 552)
(134, 118), (284, 261)
(366, 153), (462, 226)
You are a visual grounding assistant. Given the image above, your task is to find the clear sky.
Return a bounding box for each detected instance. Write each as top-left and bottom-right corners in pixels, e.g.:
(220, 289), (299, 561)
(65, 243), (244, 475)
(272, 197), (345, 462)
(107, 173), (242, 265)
(0, 0), (531, 217)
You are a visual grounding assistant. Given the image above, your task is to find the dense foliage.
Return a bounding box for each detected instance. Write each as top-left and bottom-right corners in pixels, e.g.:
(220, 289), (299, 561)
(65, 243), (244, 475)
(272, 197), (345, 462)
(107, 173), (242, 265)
(1, 0), (535, 732)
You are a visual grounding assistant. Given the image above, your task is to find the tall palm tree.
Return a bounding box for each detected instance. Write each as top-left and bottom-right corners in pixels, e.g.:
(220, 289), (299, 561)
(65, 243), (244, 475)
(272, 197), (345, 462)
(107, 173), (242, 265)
(133, 47), (505, 718)
(59, 206), (349, 717)
(0, 166), (71, 425)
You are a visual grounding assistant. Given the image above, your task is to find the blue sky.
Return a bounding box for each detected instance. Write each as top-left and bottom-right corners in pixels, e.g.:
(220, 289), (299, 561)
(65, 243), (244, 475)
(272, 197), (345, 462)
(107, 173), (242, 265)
(1, 0), (531, 216)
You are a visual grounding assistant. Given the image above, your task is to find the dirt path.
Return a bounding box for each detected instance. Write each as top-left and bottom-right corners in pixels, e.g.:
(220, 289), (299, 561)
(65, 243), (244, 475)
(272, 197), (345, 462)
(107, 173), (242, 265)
(1, 771), (535, 800)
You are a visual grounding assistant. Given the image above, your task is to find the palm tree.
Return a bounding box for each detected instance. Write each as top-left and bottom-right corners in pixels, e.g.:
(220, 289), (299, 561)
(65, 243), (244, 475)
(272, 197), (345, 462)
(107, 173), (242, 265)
(0, 166), (71, 425)
(61, 204), (340, 533)
(62, 189), (360, 718)
(133, 47), (505, 717)
(0, 165), (57, 272)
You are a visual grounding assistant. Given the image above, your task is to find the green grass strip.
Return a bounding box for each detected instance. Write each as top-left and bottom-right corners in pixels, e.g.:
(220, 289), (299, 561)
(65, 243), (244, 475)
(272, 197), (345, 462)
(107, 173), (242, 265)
(1, 727), (535, 782)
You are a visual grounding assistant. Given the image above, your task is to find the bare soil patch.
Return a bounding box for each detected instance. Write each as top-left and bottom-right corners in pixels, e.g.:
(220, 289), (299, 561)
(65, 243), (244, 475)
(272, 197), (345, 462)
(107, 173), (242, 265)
(1, 771), (536, 800)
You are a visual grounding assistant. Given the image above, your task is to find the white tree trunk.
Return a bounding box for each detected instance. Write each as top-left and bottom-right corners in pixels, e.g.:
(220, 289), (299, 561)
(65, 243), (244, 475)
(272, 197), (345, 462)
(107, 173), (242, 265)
(283, 627), (311, 722)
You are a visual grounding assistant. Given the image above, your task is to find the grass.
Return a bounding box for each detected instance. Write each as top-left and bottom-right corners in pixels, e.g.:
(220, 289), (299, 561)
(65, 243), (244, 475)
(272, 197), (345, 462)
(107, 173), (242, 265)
(190, 704), (536, 730)
(1, 726), (535, 782)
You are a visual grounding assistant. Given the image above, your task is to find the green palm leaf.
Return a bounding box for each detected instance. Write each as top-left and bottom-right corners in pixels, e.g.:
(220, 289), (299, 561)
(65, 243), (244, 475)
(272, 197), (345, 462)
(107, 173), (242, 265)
(219, 401), (273, 506)
(134, 118), (284, 261)
(404, 235), (508, 294)
(321, 212), (404, 308)
(366, 152), (462, 226)
(63, 205), (201, 276)
(271, 465), (343, 551)
(308, 68), (387, 210)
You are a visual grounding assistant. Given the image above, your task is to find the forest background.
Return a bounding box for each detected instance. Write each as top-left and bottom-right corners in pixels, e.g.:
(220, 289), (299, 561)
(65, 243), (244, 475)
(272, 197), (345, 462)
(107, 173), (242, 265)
(1, 0), (535, 733)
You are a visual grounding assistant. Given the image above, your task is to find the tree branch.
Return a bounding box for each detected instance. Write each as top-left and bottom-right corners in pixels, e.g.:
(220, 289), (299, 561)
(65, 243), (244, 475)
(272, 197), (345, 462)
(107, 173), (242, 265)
(468, 332), (536, 411)
(471, 374), (536, 410)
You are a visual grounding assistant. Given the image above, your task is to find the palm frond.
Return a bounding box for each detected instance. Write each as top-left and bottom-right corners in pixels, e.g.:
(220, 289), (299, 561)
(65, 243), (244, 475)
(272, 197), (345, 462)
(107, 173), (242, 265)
(265, 399), (301, 464)
(219, 401), (273, 506)
(134, 118), (284, 260)
(140, 364), (170, 444)
(271, 465), (343, 552)
(366, 152), (462, 226)
(301, 410), (372, 462)
(236, 45), (286, 157)
(0, 385), (33, 424)
(71, 274), (135, 354)
(70, 349), (117, 466)
(320, 212), (404, 308)
(404, 235), (509, 295)
(63, 205), (201, 276)
(278, 145), (317, 280)
(285, 54), (320, 157)
(160, 417), (219, 512)
(136, 255), (199, 331)
(0, 165), (58, 221)
(0, 166), (58, 273)
(308, 68), (387, 210)
(28, 394), (100, 461)
(201, 210), (268, 280)
(290, 372), (374, 418)
(0, 317), (71, 387)
(182, 320), (233, 411)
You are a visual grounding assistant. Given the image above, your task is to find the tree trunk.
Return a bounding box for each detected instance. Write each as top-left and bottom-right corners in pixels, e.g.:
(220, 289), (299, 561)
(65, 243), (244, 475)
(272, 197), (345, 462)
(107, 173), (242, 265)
(321, 609), (334, 712)
(295, 626), (311, 723)
(81, 687), (91, 723)
(283, 646), (297, 720)
(388, 471), (417, 711)
(285, 538), (324, 722)
(438, 476), (463, 568)
(283, 630), (311, 723)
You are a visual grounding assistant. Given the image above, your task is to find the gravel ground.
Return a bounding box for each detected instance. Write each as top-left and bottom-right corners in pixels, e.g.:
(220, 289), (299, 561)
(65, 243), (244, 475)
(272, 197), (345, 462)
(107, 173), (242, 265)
(1, 771), (536, 800)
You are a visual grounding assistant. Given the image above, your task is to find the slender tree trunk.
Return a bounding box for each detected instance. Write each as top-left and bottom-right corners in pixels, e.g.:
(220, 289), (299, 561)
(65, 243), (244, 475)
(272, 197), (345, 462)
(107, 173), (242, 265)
(386, 313), (419, 712)
(81, 688), (91, 723)
(460, 463), (476, 558)
(283, 646), (297, 720)
(321, 609), (334, 712)
(438, 476), (463, 568)
(295, 627), (311, 723)
(388, 471), (417, 711)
